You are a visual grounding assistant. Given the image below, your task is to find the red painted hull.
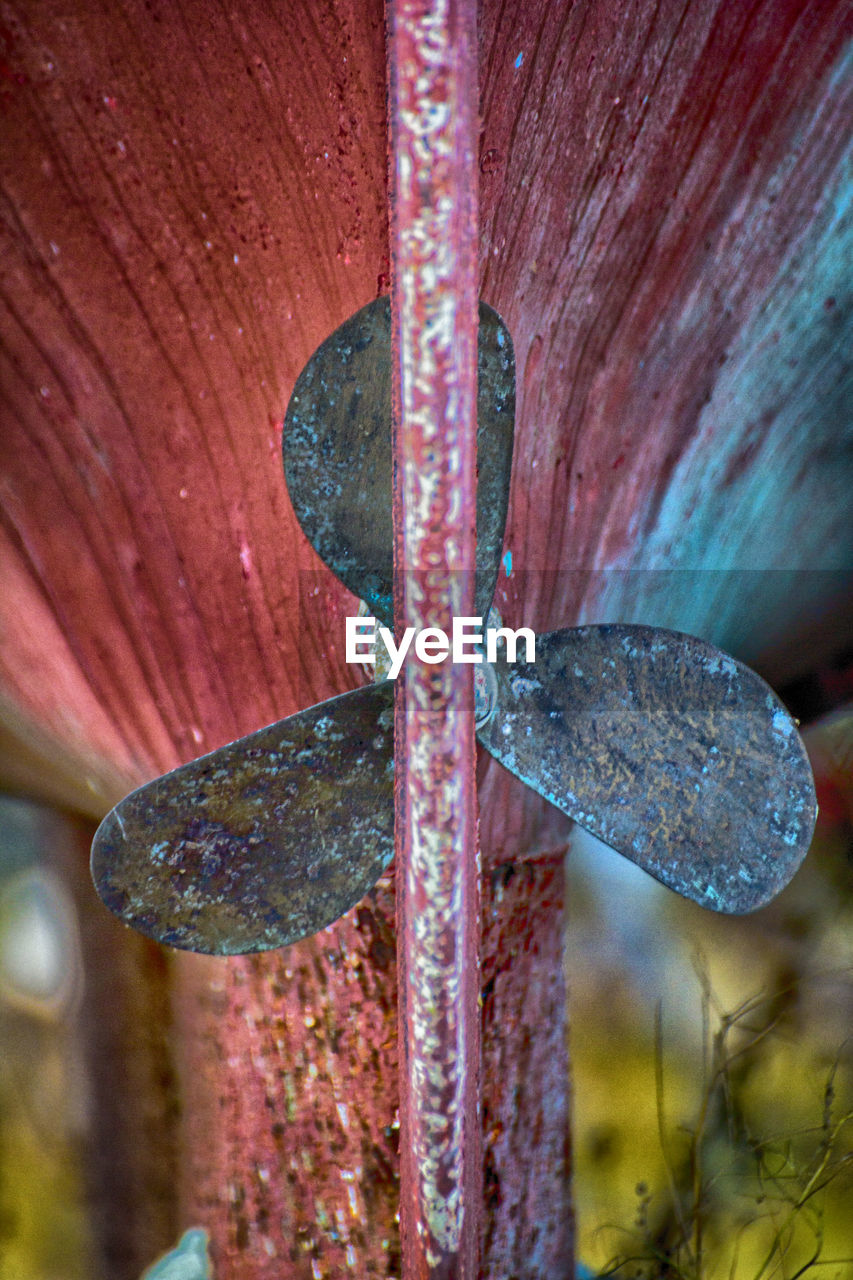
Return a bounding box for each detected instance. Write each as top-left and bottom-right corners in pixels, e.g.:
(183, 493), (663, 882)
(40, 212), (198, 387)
(1, 1), (849, 1275)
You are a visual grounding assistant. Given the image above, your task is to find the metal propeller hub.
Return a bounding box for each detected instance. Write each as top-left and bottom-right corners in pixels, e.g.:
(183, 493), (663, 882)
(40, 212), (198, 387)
(474, 659), (498, 730)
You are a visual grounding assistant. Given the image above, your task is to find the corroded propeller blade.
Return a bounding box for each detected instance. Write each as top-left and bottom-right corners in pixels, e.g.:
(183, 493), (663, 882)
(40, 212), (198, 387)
(477, 625), (817, 913)
(92, 622), (816, 950)
(283, 295), (515, 628)
(91, 683), (394, 954)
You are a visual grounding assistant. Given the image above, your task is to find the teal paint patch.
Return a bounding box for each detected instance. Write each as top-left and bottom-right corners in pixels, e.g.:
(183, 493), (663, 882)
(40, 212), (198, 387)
(583, 69), (853, 661)
(141, 1228), (212, 1279)
(652, 136), (850, 582)
(503, 549), (512, 576)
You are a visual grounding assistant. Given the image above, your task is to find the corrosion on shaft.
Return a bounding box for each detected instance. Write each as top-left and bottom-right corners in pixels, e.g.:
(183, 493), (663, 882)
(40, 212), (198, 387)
(387, 0), (482, 1275)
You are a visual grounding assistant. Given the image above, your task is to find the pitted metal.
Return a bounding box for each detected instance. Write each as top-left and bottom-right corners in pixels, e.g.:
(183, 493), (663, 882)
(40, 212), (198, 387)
(283, 295), (515, 630)
(91, 683), (394, 953)
(91, 300), (820, 952)
(474, 654), (498, 729)
(478, 624), (817, 913)
(90, 620), (817, 950)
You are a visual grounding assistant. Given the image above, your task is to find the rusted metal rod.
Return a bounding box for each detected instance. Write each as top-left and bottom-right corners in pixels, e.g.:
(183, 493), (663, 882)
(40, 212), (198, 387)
(387, 0), (482, 1275)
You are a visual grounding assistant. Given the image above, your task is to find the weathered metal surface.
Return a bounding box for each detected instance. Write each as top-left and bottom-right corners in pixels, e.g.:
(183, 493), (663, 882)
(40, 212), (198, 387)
(91, 684), (394, 953)
(283, 295), (514, 629)
(480, 853), (574, 1275)
(1, 1), (848, 1275)
(175, 871), (401, 1277)
(90, 615), (817, 953)
(388, 0), (482, 1275)
(478, 625), (817, 913)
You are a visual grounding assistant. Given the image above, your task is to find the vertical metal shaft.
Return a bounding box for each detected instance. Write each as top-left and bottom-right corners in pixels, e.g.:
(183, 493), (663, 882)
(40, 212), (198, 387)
(387, 1), (482, 1275)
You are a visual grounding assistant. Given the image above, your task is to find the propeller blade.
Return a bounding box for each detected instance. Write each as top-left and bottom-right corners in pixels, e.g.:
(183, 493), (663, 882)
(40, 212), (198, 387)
(476, 625), (817, 913)
(91, 683), (394, 954)
(283, 296), (515, 628)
